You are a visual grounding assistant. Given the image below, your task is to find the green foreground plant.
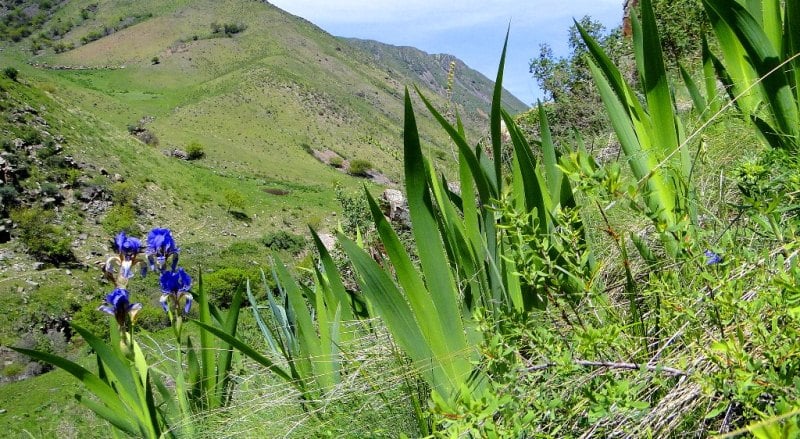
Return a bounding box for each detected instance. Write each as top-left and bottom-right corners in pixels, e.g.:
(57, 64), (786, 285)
(11, 229), (247, 437)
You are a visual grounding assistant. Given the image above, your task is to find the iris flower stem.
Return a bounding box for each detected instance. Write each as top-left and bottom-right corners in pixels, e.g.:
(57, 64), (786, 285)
(170, 311), (194, 437)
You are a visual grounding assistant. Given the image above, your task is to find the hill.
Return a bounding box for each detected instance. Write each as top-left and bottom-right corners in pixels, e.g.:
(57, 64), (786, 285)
(0, 0), (529, 435)
(0, 0), (529, 257)
(0, 0), (525, 388)
(346, 38), (529, 124)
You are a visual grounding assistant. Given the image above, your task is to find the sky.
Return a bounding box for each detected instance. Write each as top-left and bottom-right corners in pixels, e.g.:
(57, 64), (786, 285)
(267, 0), (623, 106)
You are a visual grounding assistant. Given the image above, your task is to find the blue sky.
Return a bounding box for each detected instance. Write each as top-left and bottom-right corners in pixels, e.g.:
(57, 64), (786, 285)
(267, 0), (622, 106)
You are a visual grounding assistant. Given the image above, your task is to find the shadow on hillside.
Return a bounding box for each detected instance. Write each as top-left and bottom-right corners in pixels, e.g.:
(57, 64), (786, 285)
(228, 211), (251, 222)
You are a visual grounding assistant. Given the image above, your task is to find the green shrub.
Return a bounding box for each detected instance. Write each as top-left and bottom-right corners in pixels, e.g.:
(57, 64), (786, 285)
(3, 67), (19, 81)
(10, 207), (73, 263)
(329, 156), (343, 168)
(71, 305), (110, 339)
(223, 190), (246, 212)
(110, 181), (136, 206)
(0, 184), (20, 210)
(2, 362), (24, 377)
(261, 230), (306, 254)
(40, 182), (59, 198)
(101, 204), (137, 235)
(203, 267), (252, 308)
(135, 306), (169, 332)
(348, 159), (372, 176)
(186, 141), (205, 160)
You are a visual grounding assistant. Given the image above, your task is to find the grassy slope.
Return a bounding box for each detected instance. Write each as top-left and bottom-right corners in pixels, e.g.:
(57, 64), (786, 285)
(346, 37), (529, 122)
(0, 0), (527, 436)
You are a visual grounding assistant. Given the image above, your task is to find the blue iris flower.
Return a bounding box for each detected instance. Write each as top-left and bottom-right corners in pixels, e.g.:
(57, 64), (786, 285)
(704, 250), (722, 265)
(147, 228), (180, 272)
(159, 268), (193, 315)
(105, 232), (145, 281)
(98, 288), (142, 327)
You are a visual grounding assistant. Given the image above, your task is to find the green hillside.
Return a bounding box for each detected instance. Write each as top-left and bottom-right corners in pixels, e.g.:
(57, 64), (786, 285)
(347, 38), (529, 124)
(0, 0), (527, 423)
(0, 0), (525, 336)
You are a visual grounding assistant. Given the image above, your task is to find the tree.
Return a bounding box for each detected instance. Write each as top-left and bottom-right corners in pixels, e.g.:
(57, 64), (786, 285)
(529, 16), (631, 139)
(223, 190), (245, 213)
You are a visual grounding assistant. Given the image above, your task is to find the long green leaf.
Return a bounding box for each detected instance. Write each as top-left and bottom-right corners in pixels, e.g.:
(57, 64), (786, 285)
(705, 0), (798, 145)
(273, 258), (322, 386)
(337, 234), (443, 390)
(415, 88), (496, 201)
(196, 271), (217, 406)
(640, 0), (680, 159)
(246, 278), (280, 355)
(215, 284), (243, 406)
(311, 228), (355, 322)
(71, 324), (142, 417)
(76, 394), (140, 437)
(402, 89), (466, 354)
(190, 320), (292, 382)
(12, 346), (135, 430)
(490, 27), (510, 188)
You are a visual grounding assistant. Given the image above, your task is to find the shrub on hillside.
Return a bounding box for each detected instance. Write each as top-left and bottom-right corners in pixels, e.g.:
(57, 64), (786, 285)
(186, 141), (205, 160)
(10, 207), (73, 263)
(101, 204), (137, 235)
(348, 159), (372, 177)
(110, 181), (137, 206)
(262, 230), (306, 254)
(329, 156), (343, 168)
(203, 267), (254, 308)
(224, 190), (246, 212)
(3, 67), (19, 81)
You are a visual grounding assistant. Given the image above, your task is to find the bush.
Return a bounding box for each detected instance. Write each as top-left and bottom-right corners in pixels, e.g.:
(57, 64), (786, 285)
(136, 130), (159, 146)
(203, 267), (253, 308)
(348, 159), (372, 177)
(186, 141), (205, 160)
(135, 306), (169, 332)
(3, 67), (19, 81)
(111, 181), (137, 206)
(224, 190), (246, 212)
(329, 156), (343, 168)
(101, 204), (137, 235)
(10, 207), (73, 263)
(0, 184), (20, 211)
(71, 305), (110, 339)
(261, 230), (306, 254)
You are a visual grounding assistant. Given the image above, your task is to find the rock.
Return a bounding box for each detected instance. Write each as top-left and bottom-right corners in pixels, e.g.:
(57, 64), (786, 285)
(12, 138), (25, 148)
(171, 149), (189, 160)
(381, 189), (410, 226)
(65, 270), (72, 276)
(316, 233), (337, 251)
(99, 168), (108, 176)
(32, 262), (45, 271)
(112, 173), (124, 182)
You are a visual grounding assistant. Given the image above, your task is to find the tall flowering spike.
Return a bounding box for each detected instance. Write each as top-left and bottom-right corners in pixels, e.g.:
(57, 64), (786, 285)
(147, 228), (179, 272)
(104, 232), (145, 283)
(159, 268), (193, 315)
(98, 288), (142, 327)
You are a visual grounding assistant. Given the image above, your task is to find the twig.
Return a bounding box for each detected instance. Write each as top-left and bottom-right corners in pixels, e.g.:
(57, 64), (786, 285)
(525, 359), (687, 377)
